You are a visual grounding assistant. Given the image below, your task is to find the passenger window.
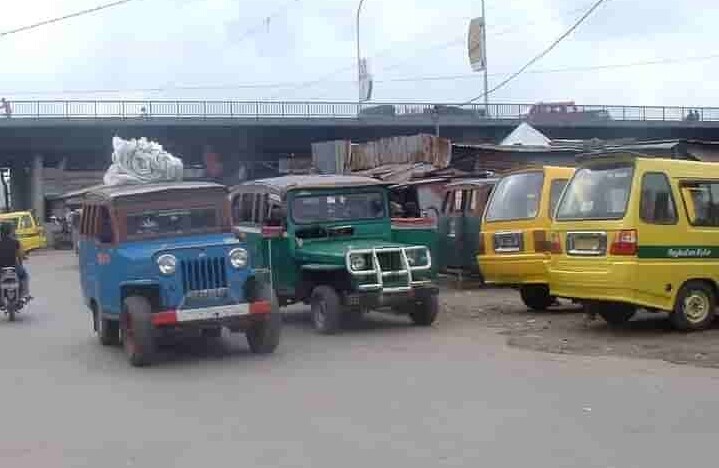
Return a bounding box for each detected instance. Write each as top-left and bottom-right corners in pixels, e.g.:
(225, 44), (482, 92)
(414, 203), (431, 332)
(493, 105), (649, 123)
(84, 206), (96, 236)
(233, 193), (255, 223)
(549, 179), (568, 217)
(681, 181), (719, 227)
(97, 207), (113, 243)
(442, 191), (454, 214)
(254, 193), (266, 224)
(19, 215), (32, 230)
(453, 191), (463, 212)
(640, 173), (677, 224)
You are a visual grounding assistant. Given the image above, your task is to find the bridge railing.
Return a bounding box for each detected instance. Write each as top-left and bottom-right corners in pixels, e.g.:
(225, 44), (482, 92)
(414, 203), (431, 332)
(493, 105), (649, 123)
(3, 100), (719, 122)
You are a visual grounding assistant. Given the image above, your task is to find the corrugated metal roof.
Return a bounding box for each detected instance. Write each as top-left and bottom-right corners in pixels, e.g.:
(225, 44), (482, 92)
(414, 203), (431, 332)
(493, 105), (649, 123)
(241, 174), (390, 193)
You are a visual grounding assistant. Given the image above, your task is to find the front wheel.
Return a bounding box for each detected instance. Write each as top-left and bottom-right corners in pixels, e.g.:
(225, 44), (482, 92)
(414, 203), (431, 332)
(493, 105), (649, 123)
(671, 281), (716, 331)
(585, 301), (636, 327)
(520, 285), (555, 311)
(246, 286), (281, 354)
(410, 294), (439, 326)
(311, 285), (342, 334)
(97, 312), (120, 346)
(7, 302), (15, 322)
(121, 296), (155, 367)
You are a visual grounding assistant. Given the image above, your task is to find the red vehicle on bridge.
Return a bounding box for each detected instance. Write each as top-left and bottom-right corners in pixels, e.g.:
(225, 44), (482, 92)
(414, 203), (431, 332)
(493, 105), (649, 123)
(525, 101), (612, 124)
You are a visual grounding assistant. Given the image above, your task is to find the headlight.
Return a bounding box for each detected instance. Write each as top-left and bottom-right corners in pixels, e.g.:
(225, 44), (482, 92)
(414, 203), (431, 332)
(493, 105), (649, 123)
(157, 254), (177, 275)
(349, 254), (368, 271)
(229, 248), (248, 269)
(406, 248), (429, 267)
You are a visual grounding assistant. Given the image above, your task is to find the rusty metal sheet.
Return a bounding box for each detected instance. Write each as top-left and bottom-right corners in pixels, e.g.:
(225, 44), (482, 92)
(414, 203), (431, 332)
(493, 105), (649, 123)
(348, 134), (451, 171)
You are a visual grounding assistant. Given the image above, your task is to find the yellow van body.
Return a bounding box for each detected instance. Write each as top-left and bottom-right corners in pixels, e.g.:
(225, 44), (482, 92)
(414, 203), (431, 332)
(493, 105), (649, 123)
(0, 211), (47, 252)
(479, 166), (574, 310)
(549, 155), (718, 330)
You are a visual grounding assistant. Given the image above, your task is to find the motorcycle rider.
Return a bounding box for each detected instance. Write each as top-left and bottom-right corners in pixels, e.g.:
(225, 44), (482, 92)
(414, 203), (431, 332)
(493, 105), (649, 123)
(0, 222), (28, 297)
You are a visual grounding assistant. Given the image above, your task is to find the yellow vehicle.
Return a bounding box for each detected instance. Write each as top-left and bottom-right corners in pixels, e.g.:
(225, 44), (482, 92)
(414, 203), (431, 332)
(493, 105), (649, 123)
(549, 154), (718, 330)
(479, 166), (574, 310)
(0, 211), (47, 252)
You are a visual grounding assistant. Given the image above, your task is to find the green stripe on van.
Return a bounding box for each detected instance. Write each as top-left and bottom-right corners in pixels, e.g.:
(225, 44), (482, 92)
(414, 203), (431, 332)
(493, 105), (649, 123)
(638, 246), (717, 259)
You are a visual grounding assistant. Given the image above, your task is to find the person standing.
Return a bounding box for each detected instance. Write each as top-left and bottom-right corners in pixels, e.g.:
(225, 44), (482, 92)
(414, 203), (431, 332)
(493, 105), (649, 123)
(0, 98), (12, 118)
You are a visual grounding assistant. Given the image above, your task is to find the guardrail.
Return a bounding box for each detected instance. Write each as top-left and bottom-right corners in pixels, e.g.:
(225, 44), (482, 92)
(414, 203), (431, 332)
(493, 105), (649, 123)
(1, 100), (718, 122)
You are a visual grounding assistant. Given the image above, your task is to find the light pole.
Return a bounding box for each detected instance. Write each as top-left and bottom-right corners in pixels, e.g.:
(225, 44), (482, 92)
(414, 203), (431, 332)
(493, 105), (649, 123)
(356, 0), (367, 107)
(481, 0), (489, 111)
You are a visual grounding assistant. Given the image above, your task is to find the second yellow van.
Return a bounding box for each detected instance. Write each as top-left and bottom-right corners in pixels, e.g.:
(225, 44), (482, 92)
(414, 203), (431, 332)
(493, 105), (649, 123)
(479, 166), (574, 310)
(549, 154), (718, 330)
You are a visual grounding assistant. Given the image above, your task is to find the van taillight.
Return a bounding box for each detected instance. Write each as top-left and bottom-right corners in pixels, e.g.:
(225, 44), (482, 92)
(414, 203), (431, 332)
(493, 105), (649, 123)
(533, 230), (551, 253)
(610, 229), (637, 256)
(550, 232), (563, 254)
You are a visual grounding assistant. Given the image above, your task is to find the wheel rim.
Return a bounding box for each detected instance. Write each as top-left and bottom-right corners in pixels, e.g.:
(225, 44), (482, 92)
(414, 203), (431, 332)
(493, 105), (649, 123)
(683, 290), (711, 324)
(313, 299), (326, 329)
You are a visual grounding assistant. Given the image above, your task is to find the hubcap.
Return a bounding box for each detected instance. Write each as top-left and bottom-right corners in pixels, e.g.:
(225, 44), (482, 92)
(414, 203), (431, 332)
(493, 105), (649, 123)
(684, 290), (710, 324)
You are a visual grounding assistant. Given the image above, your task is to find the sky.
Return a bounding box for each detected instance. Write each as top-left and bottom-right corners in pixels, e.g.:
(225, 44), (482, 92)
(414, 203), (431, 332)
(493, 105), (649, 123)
(0, 0), (717, 106)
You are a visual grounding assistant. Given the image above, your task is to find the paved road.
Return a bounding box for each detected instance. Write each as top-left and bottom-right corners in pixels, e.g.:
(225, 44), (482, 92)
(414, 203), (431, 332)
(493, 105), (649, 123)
(1, 251), (718, 467)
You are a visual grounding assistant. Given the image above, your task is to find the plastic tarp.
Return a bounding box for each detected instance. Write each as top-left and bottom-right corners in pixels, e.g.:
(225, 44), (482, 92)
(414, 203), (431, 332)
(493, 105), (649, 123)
(501, 123), (552, 147)
(103, 137), (184, 186)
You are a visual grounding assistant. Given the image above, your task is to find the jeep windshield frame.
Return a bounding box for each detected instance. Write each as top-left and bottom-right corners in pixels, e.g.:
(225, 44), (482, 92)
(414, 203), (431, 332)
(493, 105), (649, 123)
(289, 189), (388, 226)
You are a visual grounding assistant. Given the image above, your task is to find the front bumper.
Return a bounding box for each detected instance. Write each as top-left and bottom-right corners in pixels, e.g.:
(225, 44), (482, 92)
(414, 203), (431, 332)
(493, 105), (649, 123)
(344, 285), (438, 309)
(151, 301), (272, 328)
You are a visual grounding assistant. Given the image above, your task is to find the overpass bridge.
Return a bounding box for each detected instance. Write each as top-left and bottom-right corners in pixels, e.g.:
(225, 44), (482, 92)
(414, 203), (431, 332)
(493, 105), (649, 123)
(1, 100), (719, 217)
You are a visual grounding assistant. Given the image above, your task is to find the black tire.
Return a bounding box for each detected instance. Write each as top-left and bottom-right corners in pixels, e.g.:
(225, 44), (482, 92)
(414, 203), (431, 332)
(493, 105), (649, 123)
(410, 293), (439, 326)
(97, 311), (120, 346)
(121, 296), (155, 367)
(520, 285), (555, 311)
(7, 302), (15, 322)
(201, 328), (222, 339)
(310, 285), (342, 334)
(246, 286), (281, 354)
(585, 301), (636, 327)
(670, 281), (716, 331)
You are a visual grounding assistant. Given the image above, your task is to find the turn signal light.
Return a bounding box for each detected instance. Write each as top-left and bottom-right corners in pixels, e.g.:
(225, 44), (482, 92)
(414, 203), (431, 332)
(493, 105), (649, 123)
(610, 229), (638, 256)
(550, 232), (563, 254)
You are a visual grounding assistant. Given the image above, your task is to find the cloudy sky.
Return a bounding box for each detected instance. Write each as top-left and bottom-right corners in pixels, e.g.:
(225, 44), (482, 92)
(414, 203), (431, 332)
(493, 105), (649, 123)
(0, 0), (716, 105)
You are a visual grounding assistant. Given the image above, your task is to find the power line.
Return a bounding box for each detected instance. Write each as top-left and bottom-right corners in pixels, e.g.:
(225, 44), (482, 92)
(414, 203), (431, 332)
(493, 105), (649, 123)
(0, 0), (144, 39)
(466, 0), (610, 103)
(231, 0), (300, 44)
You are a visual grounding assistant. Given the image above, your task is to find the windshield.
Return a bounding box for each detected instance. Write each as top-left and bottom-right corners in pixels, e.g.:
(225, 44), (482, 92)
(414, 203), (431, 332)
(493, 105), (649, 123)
(291, 191), (386, 225)
(0, 217), (20, 229)
(126, 207), (220, 239)
(556, 165), (634, 221)
(485, 172), (544, 222)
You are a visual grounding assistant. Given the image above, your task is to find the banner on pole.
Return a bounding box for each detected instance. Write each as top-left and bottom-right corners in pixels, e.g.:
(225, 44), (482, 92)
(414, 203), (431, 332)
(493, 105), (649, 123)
(468, 17), (486, 72)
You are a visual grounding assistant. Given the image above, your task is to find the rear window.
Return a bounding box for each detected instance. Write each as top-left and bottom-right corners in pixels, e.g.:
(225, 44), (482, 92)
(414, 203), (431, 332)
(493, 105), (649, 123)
(556, 165), (634, 221)
(485, 172), (543, 222)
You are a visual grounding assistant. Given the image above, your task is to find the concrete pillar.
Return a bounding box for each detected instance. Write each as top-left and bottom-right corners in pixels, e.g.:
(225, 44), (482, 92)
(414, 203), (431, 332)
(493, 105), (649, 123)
(10, 163), (29, 211)
(31, 154), (45, 221)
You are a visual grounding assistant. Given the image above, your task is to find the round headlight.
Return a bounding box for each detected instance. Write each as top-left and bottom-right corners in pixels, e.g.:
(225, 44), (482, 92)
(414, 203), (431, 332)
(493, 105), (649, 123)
(157, 254), (177, 275)
(350, 254), (367, 271)
(229, 248), (248, 269)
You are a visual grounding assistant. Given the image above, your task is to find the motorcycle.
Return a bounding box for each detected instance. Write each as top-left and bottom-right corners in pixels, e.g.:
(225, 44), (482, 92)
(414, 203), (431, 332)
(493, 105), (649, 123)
(0, 267), (27, 321)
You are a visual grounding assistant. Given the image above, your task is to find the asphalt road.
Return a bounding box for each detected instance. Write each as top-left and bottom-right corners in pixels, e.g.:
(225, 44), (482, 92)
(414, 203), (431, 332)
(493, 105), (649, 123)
(1, 251), (718, 468)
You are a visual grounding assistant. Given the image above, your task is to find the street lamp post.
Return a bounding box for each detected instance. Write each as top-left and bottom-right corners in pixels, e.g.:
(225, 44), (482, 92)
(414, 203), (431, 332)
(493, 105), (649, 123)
(481, 0), (489, 111)
(356, 0), (367, 107)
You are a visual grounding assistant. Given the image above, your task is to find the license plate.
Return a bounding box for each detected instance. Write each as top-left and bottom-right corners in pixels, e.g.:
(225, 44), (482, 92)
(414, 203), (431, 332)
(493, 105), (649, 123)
(568, 232), (606, 255)
(494, 232), (522, 252)
(574, 236), (599, 251)
(176, 304), (250, 322)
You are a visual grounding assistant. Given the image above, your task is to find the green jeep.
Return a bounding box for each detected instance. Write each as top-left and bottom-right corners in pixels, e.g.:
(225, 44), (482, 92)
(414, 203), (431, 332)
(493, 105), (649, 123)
(229, 175), (440, 334)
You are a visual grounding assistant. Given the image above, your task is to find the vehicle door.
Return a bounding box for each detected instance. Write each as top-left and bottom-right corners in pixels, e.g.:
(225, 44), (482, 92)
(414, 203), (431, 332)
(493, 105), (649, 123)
(78, 205), (98, 302)
(17, 214), (42, 251)
(438, 189), (467, 270)
(94, 206), (117, 314)
(261, 193), (294, 297)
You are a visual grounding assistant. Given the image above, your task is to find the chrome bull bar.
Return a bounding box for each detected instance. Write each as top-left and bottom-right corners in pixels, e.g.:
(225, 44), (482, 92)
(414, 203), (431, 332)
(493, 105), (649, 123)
(345, 246), (432, 293)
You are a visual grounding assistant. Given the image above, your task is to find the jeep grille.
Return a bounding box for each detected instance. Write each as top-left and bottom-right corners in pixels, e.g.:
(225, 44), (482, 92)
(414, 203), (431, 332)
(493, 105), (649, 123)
(180, 257), (228, 292)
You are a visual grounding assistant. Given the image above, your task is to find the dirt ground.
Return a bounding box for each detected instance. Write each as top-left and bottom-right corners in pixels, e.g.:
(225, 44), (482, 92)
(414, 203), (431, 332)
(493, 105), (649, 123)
(438, 281), (719, 369)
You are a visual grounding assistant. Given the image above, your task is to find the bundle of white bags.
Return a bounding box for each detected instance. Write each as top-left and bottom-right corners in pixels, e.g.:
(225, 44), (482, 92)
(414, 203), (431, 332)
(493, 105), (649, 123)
(103, 136), (184, 186)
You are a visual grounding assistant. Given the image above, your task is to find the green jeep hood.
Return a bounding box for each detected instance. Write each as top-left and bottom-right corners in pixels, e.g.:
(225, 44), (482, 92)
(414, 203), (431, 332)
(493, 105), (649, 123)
(295, 238), (408, 267)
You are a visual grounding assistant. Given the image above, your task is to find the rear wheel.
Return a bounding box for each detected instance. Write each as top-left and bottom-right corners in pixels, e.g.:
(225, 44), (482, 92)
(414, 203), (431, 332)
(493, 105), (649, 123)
(410, 293), (439, 326)
(97, 310), (120, 346)
(520, 285), (555, 311)
(311, 285), (342, 334)
(7, 302), (15, 322)
(671, 281), (716, 331)
(246, 286), (281, 354)
(585, 301), (636, 327)
(121, 296), (155, 367)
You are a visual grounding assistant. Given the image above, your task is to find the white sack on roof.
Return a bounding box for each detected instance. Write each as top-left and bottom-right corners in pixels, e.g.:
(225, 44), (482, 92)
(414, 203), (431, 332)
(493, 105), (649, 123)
(103, 136), (184, 186)
(501, 123), (551, 147)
